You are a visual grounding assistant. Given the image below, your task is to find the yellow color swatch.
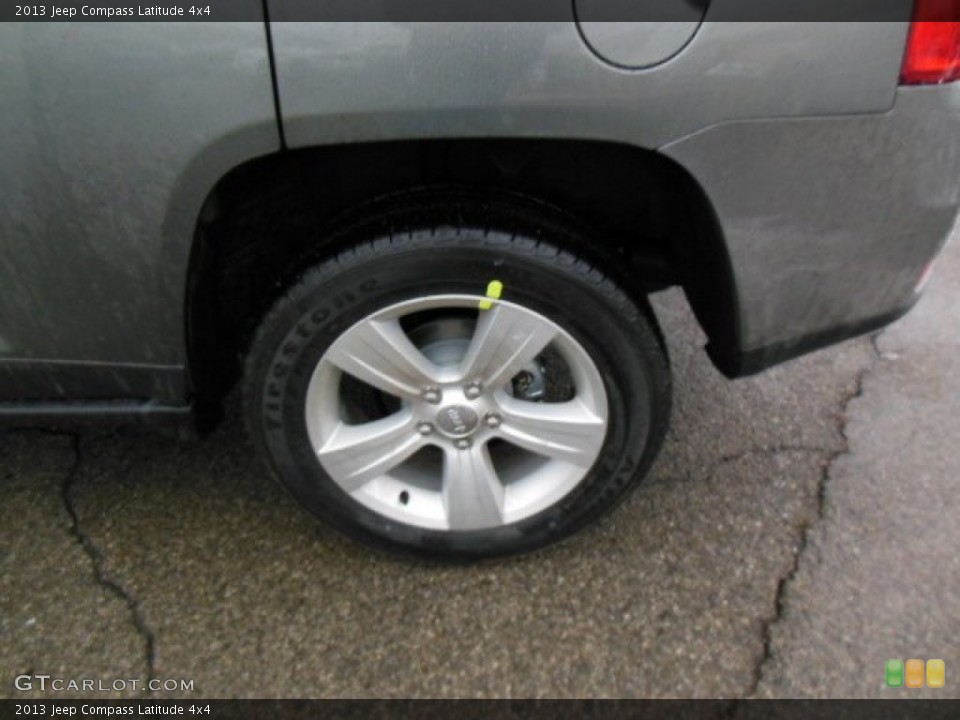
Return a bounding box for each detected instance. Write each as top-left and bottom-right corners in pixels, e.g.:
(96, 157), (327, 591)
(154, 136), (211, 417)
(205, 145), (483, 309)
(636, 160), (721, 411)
(906, 659), (925, 688)
(927, 659), (945, 689)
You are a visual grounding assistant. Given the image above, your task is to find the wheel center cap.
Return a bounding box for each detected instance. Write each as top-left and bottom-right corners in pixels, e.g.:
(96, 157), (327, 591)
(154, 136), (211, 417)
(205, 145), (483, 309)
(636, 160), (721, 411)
(435, 405), (479, 438)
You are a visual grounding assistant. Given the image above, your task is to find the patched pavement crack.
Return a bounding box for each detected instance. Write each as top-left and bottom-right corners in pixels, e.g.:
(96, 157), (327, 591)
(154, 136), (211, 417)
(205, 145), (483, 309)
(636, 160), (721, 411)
(57, 431), (158, 693)
(740, 334), (885, 701)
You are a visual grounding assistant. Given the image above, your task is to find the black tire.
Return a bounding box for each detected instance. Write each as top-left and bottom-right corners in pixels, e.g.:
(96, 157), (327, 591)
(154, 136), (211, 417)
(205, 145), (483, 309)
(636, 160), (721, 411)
(244, 195), (671, 559)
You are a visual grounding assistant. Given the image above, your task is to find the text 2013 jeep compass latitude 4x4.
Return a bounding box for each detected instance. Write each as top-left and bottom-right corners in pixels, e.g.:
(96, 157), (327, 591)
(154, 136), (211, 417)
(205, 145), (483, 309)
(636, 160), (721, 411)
(2, 4), (959, 557)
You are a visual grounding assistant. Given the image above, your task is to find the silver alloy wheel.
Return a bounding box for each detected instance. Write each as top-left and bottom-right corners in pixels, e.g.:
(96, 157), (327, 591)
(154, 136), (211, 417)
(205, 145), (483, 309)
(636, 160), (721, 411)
(304, 295), (609, 531)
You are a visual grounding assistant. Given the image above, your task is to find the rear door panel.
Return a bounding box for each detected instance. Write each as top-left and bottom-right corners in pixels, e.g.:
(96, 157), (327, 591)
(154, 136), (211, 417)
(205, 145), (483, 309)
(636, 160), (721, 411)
(0, 20), (277, 401)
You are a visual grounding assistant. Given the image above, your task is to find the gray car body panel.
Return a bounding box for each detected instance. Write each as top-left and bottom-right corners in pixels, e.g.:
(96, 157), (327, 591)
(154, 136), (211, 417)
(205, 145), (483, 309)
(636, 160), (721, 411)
(270, 21), (908, 149)
(662, 85), (960, 371)
(1, 13), (959, 408)
(0, 18), (278, 401)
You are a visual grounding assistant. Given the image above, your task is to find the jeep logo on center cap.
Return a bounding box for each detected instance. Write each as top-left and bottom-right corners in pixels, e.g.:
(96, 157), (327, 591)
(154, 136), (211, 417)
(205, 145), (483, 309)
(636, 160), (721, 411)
(436, 405), (479, 438)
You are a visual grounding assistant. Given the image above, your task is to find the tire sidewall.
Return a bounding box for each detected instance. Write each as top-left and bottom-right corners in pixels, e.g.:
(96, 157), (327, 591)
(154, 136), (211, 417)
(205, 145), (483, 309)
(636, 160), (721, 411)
(247, 230), (667, 558)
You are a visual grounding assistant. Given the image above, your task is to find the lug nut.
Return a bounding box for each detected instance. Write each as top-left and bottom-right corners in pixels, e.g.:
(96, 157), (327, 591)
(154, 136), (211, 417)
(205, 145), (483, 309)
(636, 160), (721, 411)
(454, 438), (472, 450)
(464, 380), (483, 399)
(417, 422), (434, 436)
(484, 413), (502, 429)
(421, 386), (442, 404)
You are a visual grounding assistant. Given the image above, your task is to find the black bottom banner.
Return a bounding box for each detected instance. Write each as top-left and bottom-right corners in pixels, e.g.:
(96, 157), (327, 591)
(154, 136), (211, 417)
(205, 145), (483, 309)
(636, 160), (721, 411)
(2, 700), (959, 720)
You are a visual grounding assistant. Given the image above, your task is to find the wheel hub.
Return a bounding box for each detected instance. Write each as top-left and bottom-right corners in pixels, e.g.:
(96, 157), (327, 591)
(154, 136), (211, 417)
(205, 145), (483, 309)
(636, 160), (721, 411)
(434, 403), (479, 439)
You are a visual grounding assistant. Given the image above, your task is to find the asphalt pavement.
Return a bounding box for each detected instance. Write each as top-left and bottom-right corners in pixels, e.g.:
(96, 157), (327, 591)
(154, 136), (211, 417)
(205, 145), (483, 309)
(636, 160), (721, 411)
(2, 227), (957, 700)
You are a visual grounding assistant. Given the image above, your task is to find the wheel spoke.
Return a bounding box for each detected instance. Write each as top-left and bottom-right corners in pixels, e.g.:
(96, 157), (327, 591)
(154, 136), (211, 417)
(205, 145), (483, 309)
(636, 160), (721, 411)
(442, 444), (505, 530)
(325, 317), (439, 400)
(316, 411), (422, 493)
(496, 396), (606, 467)
(459, 303), (556, 388)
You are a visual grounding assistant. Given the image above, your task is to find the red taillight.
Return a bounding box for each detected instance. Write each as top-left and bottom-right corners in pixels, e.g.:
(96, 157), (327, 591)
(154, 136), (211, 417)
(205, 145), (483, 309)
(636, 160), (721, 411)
(900, 0), (960, 84)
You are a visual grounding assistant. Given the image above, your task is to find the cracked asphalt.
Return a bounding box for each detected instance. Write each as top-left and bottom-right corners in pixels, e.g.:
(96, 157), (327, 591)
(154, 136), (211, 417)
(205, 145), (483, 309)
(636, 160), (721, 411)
(1, 229), (958, 701)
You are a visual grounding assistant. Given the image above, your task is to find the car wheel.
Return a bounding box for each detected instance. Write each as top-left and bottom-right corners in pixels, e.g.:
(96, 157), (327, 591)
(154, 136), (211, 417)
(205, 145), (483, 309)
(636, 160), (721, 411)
(244, 198), (671, 559)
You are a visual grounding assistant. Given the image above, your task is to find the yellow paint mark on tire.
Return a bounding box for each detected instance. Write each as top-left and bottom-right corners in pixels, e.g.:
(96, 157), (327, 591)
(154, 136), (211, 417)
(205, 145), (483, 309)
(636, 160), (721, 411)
(478, 279), (503, 310)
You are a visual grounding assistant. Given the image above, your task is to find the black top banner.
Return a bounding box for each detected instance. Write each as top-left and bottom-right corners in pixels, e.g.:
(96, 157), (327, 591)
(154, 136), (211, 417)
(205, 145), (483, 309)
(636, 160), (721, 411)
(5, 0), (954, 23)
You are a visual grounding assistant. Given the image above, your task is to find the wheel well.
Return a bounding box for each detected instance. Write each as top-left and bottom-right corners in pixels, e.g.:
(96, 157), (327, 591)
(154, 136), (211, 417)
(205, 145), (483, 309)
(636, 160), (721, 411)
(186, 138), (736, 409)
